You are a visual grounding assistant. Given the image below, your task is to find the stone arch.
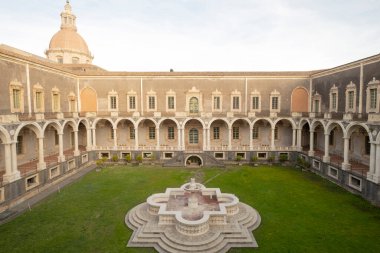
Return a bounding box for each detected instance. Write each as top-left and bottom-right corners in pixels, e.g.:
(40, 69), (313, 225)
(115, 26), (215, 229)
(326, 121), (346, 136)
(291, 87), (309, 113)
(346, 122), (371, 140)
(42, 120), (63, 135)
(252, 118), (274, 129)
(310, 120), (326, 132)
(158, 117), (180, 129)
(274, 118), (296, 129)
(80, 86), (97, 112)
(299, 118), (311, 129)
(62, 119), (77, 132)
(230, 118), (252, 128)
(137, 118), (159, 128)
(77, 118), (91, 130)
(208, 118), (229, 127)
(182, 118), (206, 129)
(0, 126), (11, 143)
(185, 155), (203, 166)
(93, 118), (116, 129)
(14, 122), (43, 140)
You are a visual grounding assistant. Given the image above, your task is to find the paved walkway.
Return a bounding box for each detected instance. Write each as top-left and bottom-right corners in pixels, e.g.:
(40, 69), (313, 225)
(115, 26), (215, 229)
(0, 162), (96, 225)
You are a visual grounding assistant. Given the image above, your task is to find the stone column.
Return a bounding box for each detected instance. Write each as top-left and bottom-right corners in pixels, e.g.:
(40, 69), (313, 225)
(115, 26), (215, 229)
(113, 128), (117, 149)
(297, 128), (302, 151)
(308, 130), (315, 156)
(323, 133), (330, 163)
(373, 144), (380, 183)
(341, 137), (351, 170)
(206, 128), (211, 150)
(367, 142), (376, 180)
(58, 133), (65, 162)
(271, 127), (275, 150)
(10, 142), (20, 180)
(177, 127), (181, 150)
(134, 126), (139, 150)
(249, 127), (253, 150)
(92, 127), (97, 150)
(74, 130), (80, 156)
(292, 128), (297, 148)
(202, 128), (207, 151)
(38, 137), (46, 170)
(156, 127), (160, 150)
(86, 129), (92, 151)
(181, 128), (186, 151)
(228, 126), (232, 150)
(2, 142), (20, 183)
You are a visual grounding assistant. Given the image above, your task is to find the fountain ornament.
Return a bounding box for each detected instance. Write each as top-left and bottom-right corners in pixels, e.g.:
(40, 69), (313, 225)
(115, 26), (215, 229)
(125, 178), (261, 253)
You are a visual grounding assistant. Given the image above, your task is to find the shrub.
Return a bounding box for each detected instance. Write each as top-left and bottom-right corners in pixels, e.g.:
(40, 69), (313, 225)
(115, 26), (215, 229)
(279, 154), (288, 163)
(111, 154), (119, 162)
(96, 159), (104, 167)
(101, 156), (108, 163)
(125, 154), (131, 163)
(136, 155), (143, 163)
(236, 155), (243, 162)
(267, 155), (275, 163)
(251, 156), (258, 163)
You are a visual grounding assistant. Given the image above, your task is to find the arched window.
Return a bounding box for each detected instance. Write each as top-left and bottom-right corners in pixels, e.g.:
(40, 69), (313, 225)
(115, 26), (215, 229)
(189, 97), (199, 113)
(189, 128), (199, 144)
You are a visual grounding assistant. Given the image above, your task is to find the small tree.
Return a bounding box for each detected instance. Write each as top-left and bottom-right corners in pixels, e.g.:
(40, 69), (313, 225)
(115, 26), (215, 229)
(251, 156), (258, 163)
(136, 154), (143, 163)
(125, 154), (131, 163)
(236, 155), (243, 162)
(111, 154), (119, 162)
(96, 159), (104, 167)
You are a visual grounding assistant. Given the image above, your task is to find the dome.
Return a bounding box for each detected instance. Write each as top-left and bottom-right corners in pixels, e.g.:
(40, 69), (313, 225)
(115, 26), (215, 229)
(49, 29), (90, 56)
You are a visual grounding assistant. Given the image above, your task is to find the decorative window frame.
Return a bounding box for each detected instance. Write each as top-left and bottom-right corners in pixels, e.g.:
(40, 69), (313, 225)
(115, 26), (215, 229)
(231, 89), (241, 112)
(329, 84), (338, 113)
(312, 92), (321, 113)
(51, 86), (61, 112)
(127, 90), (137, 112)
(108, 89), (118, 111)
(366, 78), (380, 113)
(250, 89), (261, 112)
(185, 86), (203, 113)
(33, 83), (45, 113)
(166, 89), (176, 112)
(146, 90), (157, 112)
(270, 89), (281, 113)
(9, 80), (25, 113)
(212, 89), (222, 112)
(345, 82), (357, 113)
(68, 92), (77, 113)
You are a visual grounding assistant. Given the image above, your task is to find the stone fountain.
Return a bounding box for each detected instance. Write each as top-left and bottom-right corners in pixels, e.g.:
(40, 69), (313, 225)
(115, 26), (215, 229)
(125, 178), (261, 252)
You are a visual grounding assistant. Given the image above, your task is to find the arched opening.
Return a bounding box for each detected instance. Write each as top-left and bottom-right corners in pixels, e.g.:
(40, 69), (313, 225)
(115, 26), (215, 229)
(78, 121), (89, 151)
(300, 121), (310, 151)
(137, 119), (157, 149)
(346, 124), (371, 173)
(116, 119), (135, 149)
(291, 87), (309, 113)
(231, 119), (250, 150)
(159, 119), (179, 150)
(186, 155), (203, 167)
(274, 119), (294, 148)
(252, 119), (272, 148)
(95, 119), (114, 148)
(80, 87), (97, 113)
(209, 119), (229, 150)
(15, 124), (40, 175)
(184, 119), (203, 150)
(189, 97), (199, 113)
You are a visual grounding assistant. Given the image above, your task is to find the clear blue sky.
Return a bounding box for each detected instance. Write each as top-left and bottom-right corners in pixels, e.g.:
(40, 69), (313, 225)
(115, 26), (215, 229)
(1, 0), (380, 71)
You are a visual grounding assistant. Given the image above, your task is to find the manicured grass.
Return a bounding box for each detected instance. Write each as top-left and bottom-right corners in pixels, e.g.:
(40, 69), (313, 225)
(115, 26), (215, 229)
(1, 165), (380, 253)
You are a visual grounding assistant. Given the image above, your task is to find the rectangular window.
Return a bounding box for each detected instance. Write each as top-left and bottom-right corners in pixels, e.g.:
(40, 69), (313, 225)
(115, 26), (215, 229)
(252, 96), (259, 110)
(168, 126), (174, 140)
(129, 96), (136, 110)
(149, 127), (156, 139)
(69, 99), (76, 112)
(130, 127), (135, 139)
(232, 96), (240, 110)
(13, 89), (21, 109)
(213, 96), (220, 110)
(148, 96), (156, 110)
(168, 96), (175, 110)
(272, 97), (278, 110)
(16, 136), (23, 155)
(233, 127), (239, 139)
(274, 127), (279, 140)
(110, 96), (117, 109)
(35, 91), (42, 110)
(331, 93), (337, 110)
(252, 126), (259, 139)
(213, 127), (220, 139)
(348, 91), (354, 109)
(53, 94), (60, 112)
(370, 88), (377, 109)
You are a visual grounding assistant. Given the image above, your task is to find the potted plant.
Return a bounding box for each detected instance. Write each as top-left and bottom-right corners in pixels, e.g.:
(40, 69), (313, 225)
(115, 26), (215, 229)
(125, 154), (132, 164)
(235, 155), (243, 166)
(251, 155), (258, 167)
(136, 154), (143, 165)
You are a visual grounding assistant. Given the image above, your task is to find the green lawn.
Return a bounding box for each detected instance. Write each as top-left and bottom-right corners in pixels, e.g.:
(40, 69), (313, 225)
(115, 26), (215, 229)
(1, 165), (380, 253)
